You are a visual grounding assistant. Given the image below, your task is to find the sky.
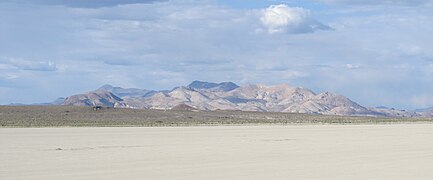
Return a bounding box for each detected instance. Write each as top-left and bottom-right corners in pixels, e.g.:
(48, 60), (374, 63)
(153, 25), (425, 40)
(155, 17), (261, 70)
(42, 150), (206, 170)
(1, 0), (433, 109)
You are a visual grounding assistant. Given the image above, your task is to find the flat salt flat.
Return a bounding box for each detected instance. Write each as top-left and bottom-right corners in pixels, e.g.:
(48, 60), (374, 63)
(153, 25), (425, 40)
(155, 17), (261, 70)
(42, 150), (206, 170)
(1, 124), (433, 179)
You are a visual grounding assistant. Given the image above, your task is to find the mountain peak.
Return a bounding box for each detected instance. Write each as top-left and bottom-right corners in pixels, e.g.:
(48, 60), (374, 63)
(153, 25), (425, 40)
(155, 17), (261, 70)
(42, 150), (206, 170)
(63, 90), (122, 107)
(98, 84), (114, 90)
(188, 81), (217, 89)
(187, 80), (239, 92)
(96, 84), (155, 98)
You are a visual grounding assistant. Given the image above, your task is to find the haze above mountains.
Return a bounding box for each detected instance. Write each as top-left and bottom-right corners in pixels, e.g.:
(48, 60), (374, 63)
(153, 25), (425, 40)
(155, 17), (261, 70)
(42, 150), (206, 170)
(55, 81), (433, 118)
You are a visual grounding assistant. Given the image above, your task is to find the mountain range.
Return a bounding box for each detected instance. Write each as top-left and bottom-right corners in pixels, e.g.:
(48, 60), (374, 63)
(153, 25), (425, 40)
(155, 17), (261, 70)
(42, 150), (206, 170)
(56, 81), (433, 118)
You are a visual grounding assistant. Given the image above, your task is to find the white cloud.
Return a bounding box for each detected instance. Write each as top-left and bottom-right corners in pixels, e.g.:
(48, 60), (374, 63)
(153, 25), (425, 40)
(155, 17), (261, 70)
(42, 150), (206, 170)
(261, 5), (309, 33)
(6, 74), (19, 80)
(345, 64), (360, 69)
(260, 4), (329, 34)
(4, 58), (58, 71)
(0, 74), (18, 80)
(283, 70), (308, 79)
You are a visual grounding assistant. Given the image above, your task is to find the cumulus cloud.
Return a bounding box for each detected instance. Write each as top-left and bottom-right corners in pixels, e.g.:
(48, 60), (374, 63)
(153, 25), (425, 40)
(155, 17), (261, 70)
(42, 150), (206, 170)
(260, 4), (330, 34)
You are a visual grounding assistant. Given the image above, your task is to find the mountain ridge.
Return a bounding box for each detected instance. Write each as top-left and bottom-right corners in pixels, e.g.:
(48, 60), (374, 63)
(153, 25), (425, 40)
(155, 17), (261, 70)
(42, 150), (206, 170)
(57, 81), (431, 118)
(187, 80), (239, 92)
(98, 84), (156, 98)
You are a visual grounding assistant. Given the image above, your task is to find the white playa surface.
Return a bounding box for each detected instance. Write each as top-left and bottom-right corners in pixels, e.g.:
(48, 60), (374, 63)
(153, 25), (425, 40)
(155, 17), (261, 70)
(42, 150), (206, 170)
(1, 124), (433, 179)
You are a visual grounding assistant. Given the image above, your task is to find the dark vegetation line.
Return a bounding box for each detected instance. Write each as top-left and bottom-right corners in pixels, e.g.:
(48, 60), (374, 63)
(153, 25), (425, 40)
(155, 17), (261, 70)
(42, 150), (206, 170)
(0, 106), (432, 127)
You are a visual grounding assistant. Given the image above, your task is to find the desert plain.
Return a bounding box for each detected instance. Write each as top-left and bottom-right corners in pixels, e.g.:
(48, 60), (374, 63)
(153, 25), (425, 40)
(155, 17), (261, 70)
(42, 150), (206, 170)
(1, 125), (433, 179)
(1, 106), (433, 179)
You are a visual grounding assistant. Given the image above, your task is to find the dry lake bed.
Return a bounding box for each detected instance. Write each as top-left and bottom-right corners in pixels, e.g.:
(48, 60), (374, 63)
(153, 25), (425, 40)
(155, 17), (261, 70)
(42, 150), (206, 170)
(1, 124), (433, 179)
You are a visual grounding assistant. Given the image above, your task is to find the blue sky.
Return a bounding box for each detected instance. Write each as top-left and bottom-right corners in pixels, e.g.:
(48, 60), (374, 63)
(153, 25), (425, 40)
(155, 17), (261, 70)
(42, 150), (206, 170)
(1, 0), (433, 109)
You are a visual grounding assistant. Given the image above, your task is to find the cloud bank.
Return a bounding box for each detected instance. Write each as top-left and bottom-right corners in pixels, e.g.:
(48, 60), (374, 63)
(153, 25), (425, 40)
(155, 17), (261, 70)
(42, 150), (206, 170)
(315, 0), (433, 6)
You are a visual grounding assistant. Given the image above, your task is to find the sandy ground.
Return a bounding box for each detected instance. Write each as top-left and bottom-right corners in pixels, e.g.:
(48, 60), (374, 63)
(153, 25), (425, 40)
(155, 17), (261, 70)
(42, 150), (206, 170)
(1, 124), (433, 179)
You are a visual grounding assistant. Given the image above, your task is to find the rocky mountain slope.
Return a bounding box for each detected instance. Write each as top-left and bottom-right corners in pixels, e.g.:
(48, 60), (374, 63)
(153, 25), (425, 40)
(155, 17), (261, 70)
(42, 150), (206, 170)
(63, 90), (123, 107)
(58, 81), (430, 117)
(415, 107), (433, 117)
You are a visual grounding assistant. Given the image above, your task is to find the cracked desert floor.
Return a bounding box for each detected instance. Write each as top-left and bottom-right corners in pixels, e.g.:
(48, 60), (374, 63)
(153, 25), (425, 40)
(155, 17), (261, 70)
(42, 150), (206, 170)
(1, 124), (433, 179)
